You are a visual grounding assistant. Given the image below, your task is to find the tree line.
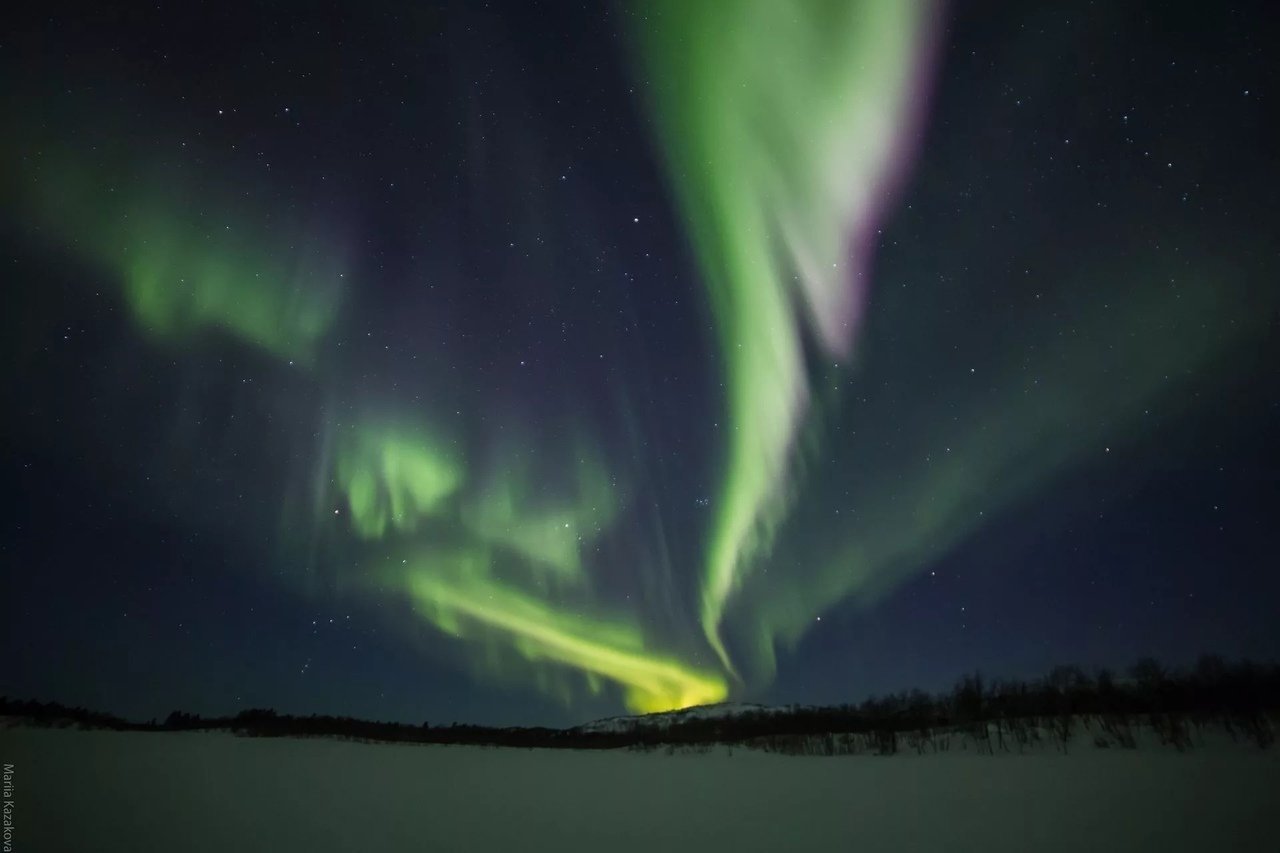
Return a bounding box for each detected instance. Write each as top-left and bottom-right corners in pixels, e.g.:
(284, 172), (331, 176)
(3, 655), (1276, 754)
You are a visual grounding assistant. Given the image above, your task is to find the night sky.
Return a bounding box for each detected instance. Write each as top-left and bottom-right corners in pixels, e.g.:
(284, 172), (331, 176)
(3, 1), (1277, 728)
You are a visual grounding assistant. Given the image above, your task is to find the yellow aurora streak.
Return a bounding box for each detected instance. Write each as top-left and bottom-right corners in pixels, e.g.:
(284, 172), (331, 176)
(396, 554), (727, 714)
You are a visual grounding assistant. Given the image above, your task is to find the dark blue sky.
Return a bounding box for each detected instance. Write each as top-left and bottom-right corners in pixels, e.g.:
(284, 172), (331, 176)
(3, 0), (1277, 727)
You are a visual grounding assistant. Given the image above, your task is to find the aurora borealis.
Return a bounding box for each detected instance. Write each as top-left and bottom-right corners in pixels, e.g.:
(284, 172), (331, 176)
(633, 0), (940, 675)
(3, 1), (1278, 726)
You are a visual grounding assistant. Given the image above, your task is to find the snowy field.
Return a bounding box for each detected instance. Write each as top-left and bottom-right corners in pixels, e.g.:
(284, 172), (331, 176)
(2, 725), (1277, 852)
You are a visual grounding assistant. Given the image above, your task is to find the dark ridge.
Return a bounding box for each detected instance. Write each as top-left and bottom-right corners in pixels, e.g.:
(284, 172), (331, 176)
(4, 655), (1278, 754)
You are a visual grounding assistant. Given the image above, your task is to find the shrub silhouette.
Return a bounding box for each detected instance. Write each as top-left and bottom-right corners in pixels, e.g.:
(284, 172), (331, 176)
(4, 654), (1277, 755)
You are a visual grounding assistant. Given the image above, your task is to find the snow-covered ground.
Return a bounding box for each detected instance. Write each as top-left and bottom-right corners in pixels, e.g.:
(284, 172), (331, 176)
(2, 725), (1276, 852)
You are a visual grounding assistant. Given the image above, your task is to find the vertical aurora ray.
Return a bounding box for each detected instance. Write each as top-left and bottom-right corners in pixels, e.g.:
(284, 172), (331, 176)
(632, 0), (940, 672)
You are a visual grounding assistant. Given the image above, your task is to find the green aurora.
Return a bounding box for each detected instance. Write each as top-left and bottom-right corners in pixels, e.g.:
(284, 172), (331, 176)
(4, 1), (1271, 716)
(12, 144), (345, 365)
(632, 0), (939, 674)
(732, 259), (1267, 679)
(336, 421), (463, 540)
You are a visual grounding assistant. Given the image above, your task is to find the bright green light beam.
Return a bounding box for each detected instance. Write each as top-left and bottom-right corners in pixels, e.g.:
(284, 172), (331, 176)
(632, 0), (938, 673)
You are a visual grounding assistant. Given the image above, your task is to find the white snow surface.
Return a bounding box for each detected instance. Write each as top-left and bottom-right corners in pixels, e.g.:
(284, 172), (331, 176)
(2, 724), (1276, 852)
